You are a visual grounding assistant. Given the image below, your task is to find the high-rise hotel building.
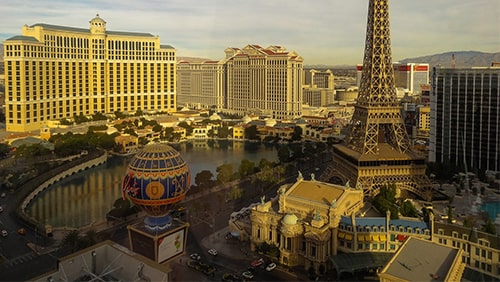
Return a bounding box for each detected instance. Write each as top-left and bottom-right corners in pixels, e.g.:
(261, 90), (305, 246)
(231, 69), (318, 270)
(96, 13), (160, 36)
(356, 63), (429, 95)
(3, 15), (176, 132)
(302, 69), (335, 107)
(177, 60), (226, 111)
(430, 67), (500, 172)
(177, 44), (303, 120)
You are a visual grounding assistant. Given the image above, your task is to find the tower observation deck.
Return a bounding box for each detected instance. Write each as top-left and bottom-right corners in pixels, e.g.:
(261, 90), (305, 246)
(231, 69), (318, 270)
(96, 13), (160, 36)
(320, 0), (433, 200)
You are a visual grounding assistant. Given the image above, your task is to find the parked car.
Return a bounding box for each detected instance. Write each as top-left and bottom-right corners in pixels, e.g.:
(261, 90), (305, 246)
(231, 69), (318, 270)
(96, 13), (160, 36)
(0, 206), (3, 212)
(242, 271), (254, 279)
(222, 273), (240, 282)
(266, 262), (277, 271)
(1, 230), (8, 237)
(190, 253), (201, 260)
(208, 248), (218, 256)
(17, 228), (26, 235)
(251, 258), (264, 267)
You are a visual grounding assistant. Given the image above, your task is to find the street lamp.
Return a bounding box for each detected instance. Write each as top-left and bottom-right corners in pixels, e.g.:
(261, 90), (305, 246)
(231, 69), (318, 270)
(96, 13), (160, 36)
(190, 214), (216, 242)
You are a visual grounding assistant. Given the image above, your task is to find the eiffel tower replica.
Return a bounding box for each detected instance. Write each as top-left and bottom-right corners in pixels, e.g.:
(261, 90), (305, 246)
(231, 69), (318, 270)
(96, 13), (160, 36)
(321, 0), (432, 200)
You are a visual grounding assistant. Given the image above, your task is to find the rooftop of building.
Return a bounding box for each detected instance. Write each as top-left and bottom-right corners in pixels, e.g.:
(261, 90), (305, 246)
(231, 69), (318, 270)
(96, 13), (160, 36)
(380, 237), (460, 281)
(33, 240), (170, 282)
(286, 178), (346, 206)
(334, 142), (425, 162)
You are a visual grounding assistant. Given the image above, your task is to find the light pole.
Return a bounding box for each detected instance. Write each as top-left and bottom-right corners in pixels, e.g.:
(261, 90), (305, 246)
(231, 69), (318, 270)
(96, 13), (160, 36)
(190, 214), (216, 242)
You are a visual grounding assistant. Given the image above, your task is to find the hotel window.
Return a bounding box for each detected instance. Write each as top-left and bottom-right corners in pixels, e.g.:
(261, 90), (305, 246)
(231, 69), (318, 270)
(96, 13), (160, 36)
(478, 239), (490, 247)
(310, 245), (316, 258)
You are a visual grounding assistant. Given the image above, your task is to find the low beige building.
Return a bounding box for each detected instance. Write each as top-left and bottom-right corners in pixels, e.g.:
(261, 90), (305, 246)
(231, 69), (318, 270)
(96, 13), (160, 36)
(378, 237), (465, 282)
(249, 174), (363, 273)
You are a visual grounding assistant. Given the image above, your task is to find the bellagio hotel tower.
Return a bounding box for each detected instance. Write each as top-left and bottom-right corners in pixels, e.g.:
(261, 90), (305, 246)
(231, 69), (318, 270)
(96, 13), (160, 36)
(3, 15), (176, 132)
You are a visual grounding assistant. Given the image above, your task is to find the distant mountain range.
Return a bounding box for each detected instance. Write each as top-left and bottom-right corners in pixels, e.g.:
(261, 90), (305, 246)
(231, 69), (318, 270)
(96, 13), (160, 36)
(306, 51), (500, 69)
(398, 51), (500, 68)
(0, 45), (498, 69)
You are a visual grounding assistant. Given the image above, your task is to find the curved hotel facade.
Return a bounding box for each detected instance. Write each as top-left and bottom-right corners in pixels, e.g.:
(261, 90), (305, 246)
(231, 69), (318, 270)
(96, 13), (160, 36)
(3, 15), (176, 132)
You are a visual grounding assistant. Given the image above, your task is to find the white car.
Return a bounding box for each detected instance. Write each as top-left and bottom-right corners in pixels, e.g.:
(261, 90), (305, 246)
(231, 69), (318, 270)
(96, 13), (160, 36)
(242, 271), (254, 279)
(190, 253), (201, 260)
(0, 206), (3, 212)
(266, 262), (277, 271)
(1, 230), (8, 237)
(208, 248), (218, 256)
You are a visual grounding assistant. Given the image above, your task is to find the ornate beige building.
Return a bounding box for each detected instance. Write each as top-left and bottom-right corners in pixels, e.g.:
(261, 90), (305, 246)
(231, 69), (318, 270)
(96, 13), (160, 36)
(3, 15), (176, 132)
(177, 45), (303, 120)
(249, 174), (364, 273)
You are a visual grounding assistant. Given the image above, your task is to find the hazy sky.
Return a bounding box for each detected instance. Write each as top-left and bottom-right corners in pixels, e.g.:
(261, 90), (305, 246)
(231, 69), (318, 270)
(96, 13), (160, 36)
(1, 0), (498, 65)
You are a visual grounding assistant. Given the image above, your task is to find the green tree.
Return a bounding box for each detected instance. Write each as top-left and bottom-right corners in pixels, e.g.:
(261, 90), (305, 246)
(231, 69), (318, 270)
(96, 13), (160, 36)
(216, 163), (234, 183)
(228, 185), (243, 200)
(195, 170), (214, 188)
(277, 145), (290, 163)
(114, 110), (127, 119)
(482, 217), (497, 235)
(244, 125), (259, 140)
(73, 113), (90, 124)
(463, 216), (475, 228)
(258, 158), (274, 171)
(92, 112), (108, 121)
(373, 184), (399, 219)
(217, 126), (231, 138)
(291, 126), (302, 141)
(178, 121), (194, 135)
(399, 200), (418, 218)
(60, 230), (81, 252)
(239, 159), (255, 178)
(0, 143), (10, 158)
(113, 198), (131, 209)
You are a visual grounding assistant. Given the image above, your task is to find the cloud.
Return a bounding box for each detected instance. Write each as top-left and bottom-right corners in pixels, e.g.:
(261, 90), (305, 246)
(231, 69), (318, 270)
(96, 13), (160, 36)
(1, 0), (498, 65)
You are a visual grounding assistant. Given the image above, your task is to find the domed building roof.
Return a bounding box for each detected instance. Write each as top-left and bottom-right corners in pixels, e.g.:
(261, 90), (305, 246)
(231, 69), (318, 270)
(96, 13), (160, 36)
(122, 143), (190, 230)
(90, 13), (106, 24)
(282, 213), (298, 225)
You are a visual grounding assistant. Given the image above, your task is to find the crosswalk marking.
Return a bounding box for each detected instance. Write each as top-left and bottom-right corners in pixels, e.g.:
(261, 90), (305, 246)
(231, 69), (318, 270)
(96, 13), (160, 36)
(0, 253), (38, 269)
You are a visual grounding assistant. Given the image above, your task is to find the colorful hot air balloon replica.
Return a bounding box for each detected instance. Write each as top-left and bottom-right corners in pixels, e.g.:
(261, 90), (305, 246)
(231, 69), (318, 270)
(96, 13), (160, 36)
(122, 143), (190, 231)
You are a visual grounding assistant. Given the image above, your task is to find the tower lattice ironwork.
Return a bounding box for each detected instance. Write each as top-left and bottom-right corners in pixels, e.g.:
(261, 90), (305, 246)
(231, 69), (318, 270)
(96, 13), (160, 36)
(320, 0), (433, 200)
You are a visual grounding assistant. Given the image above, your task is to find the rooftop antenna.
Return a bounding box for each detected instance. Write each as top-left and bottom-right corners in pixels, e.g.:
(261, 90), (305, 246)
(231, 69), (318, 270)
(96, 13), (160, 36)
(451, 53), (456, 69)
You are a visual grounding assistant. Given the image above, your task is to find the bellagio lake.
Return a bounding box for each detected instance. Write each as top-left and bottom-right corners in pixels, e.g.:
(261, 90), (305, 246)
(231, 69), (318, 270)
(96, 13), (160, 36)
(26, 140), (278, 228)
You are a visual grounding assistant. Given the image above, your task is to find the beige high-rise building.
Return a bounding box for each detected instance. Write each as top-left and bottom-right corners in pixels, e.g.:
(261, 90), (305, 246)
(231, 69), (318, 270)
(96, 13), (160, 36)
(226, 45), (303, 120)
(177, 45), (303, 120)
(303, 69), (335, 107)
(3, 14), (176, 132)
(177, 60), (225, 110)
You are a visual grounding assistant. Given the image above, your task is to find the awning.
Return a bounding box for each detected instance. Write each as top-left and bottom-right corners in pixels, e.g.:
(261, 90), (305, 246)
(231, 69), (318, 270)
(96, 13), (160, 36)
(372, 235), (380, 242)
(397, 234), (407, 242)
(357, 235), (365, 242)
(338, 232), (346, 239)
(380, 235), (387, 241)
(345, 234), (353, 241)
